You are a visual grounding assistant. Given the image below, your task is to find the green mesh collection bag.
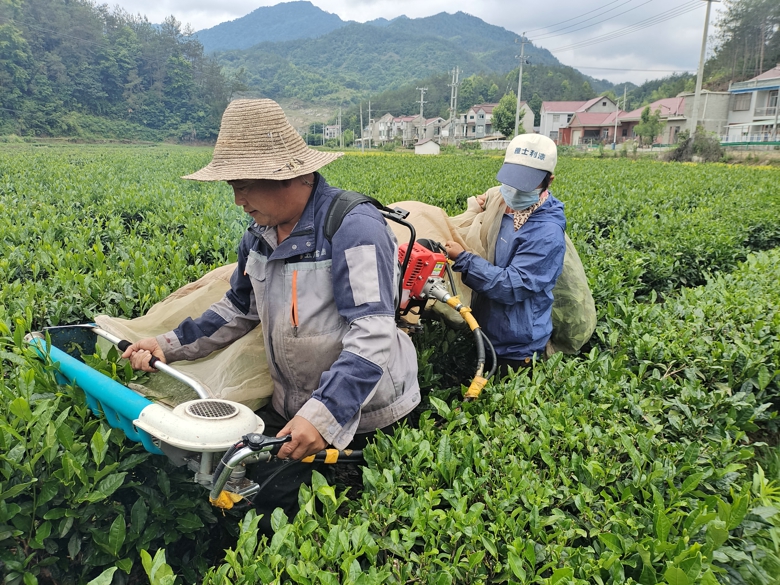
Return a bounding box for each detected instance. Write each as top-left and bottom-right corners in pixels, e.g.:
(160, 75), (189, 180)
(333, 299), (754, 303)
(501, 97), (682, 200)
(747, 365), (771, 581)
(549, 233), (596, 354)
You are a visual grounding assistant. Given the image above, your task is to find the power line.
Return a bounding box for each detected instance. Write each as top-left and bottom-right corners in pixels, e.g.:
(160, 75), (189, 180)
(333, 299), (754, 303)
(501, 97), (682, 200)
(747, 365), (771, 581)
(551, 3), (703, 53)
(570, 66), (697, 73)
(550, 1), (704, 52)
(523, 0), (627, 34)
(531, 0), (656, 41)
(531, 0), (646, 40)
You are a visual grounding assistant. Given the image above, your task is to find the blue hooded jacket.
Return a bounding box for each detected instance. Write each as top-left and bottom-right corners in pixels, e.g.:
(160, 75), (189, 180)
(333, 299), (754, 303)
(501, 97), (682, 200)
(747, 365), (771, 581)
(452, 194), (567, 360)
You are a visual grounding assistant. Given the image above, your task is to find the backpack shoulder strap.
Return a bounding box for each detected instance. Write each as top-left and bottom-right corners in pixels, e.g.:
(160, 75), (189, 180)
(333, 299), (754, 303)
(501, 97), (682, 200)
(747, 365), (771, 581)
(324, 190), (384, 243)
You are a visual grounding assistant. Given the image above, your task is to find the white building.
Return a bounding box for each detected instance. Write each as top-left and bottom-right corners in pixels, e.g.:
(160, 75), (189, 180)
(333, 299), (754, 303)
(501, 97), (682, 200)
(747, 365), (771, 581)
(323, 125), (341, 140)
(725, 65), (780, 142)
(414, 138), (440, 155)
(462, 102), (534, 139)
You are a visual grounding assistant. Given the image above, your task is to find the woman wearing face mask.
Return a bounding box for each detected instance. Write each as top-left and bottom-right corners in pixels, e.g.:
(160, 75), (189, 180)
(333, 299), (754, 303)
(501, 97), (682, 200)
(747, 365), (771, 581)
(444, 134), (566, 377)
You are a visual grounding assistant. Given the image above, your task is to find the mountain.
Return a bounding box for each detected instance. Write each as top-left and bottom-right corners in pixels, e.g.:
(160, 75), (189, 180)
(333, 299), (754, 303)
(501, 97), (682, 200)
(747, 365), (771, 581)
(211, 9), (576, 104)
(194, 1), (346, 53)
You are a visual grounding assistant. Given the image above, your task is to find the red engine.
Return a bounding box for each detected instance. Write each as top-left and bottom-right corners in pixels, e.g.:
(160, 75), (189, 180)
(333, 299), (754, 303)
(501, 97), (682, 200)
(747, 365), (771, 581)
(397, 242), (448, 309)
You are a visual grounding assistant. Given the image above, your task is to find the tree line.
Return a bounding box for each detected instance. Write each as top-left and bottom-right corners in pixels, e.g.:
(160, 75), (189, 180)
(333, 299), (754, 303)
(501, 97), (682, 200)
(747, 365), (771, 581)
(707, 0), (780, 89)
(0, 0), (244, 140)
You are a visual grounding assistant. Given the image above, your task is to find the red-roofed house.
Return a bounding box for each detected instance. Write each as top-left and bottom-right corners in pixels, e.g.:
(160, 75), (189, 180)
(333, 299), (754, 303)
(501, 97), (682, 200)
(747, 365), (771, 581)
(620, 97), (688, 145)
(725, 65), (780, 142)
(618, 91), (730, 145)
(558, 111), (630, 146)
(540, 96), (618, 142)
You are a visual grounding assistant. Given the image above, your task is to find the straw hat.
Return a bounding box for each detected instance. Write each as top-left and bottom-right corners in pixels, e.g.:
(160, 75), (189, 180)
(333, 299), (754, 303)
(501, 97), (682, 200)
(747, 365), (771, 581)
(183, 99), (343, 182)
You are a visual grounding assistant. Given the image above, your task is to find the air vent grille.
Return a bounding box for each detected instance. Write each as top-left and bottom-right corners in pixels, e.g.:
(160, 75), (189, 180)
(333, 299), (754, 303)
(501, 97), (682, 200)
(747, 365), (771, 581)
(185, 400), (239, 420)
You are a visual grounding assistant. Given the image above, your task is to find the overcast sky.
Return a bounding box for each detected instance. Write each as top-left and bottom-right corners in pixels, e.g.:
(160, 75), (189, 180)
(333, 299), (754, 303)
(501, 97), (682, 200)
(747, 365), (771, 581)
(119, 0), (724, 85)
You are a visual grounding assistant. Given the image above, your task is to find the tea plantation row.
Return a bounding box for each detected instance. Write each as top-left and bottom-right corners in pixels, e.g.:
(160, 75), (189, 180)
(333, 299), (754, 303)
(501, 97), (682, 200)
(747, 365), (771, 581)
(1, 145), (779, 584)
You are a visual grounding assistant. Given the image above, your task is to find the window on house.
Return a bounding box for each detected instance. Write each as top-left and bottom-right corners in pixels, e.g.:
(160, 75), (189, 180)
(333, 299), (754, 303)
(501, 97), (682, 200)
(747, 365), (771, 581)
(602, 101), (607, 106)
(469, 115), (475, 120)
(549, 131), (559, 140)
(769, 90), (778, 108)
(733, 94), (751, 111)
(622, 128), (628, 137)
(567, 114), (573, 123)
(552, 114), (560, 123)
(478, 114), (484, 119)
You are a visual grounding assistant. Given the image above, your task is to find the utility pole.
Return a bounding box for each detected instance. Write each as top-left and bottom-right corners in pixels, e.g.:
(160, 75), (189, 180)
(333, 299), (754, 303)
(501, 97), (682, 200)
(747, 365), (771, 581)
(360, 102), (364, 153)
(514, 33), (528, 137)
(689, 0), (718, 135)
(367, 101), (372, 149)
(416, 87), (427, 143)
(613, 85), (626, 150)
(448, 67), (460, 144)
(338, 105), (342, 149)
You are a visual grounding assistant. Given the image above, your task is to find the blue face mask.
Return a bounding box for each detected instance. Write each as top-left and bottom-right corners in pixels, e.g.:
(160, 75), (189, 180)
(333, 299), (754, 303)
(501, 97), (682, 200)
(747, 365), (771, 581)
(500, 184), (542, 210)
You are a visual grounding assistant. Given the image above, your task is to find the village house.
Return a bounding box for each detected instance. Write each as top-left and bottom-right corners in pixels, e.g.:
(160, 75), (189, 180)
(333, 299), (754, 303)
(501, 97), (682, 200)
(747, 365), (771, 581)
(462, 102), (534, 139)
(417, 117), (446, 142)
(323, 124), (341, 140)
(724, 64), (780, 142)
(414, 138), (440, 155)
(618, 97), (687, 145)
(559, 110), (624, 146)
(540, 97), (618, 142)
(615, 90), (730, 146)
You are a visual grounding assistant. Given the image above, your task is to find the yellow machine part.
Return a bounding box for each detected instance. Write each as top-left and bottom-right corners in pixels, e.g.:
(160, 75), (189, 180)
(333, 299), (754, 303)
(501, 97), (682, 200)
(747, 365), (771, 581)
(210, 490), (244, 510)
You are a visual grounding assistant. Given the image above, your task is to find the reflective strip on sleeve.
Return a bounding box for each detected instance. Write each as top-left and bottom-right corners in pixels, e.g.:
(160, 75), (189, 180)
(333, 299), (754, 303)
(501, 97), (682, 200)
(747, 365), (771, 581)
(344, 244), (381, 306)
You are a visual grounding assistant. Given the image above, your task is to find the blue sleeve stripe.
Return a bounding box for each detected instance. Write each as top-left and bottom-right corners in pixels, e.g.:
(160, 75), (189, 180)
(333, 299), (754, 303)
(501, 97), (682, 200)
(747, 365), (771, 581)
(173, 310), (229, 345)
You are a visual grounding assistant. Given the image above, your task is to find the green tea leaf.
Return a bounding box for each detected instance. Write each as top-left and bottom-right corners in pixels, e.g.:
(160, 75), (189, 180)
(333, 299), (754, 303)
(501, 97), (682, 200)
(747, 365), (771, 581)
(107, 514), (126, 557)
(507, 550), (525, 580)
(664, 566), (689, 585)
(86, 567), (117, 585)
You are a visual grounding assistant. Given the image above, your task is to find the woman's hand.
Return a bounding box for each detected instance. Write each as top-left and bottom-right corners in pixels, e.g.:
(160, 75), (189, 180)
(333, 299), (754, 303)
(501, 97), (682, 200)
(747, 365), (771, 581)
(476, 194), (487, 209)
(121, 337), (166, 372)
(444, 241), (465, 260)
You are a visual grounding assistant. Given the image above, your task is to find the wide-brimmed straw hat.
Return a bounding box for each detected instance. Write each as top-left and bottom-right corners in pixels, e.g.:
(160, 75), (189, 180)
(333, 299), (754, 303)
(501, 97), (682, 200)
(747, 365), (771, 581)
(183, 99), (343, 182)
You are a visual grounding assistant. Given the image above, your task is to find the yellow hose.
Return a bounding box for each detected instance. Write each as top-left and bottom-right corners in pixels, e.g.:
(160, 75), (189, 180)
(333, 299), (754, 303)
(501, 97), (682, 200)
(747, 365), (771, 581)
(445, 296), (490, 400)
(464, 376), (488, 400)
(446, 296), (479, 331)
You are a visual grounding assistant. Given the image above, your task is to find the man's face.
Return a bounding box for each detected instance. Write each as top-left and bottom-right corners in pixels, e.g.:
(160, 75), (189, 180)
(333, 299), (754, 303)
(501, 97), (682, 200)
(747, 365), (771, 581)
(229, 179), (298, 227)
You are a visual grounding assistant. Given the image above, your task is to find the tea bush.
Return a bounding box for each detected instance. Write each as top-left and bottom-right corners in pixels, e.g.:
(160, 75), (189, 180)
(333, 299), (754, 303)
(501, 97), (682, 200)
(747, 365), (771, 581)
(0, 319), (224, 584)
(1, 146), (780, 583)
(200, 249), (780, 584)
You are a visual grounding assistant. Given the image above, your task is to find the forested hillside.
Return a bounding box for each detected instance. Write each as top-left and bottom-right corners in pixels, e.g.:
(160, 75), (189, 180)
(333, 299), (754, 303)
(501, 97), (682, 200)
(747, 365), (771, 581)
(706, 0), (780, 89)
(212, 11), (579, 105)
(194, 1), (346, 53)
(0, 0), (239, 140)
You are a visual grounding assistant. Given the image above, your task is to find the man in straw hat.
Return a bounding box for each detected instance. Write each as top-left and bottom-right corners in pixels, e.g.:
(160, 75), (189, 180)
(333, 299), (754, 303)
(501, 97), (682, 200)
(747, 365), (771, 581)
(122, 99), (420, 529)
(444, 133), (566, 377)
